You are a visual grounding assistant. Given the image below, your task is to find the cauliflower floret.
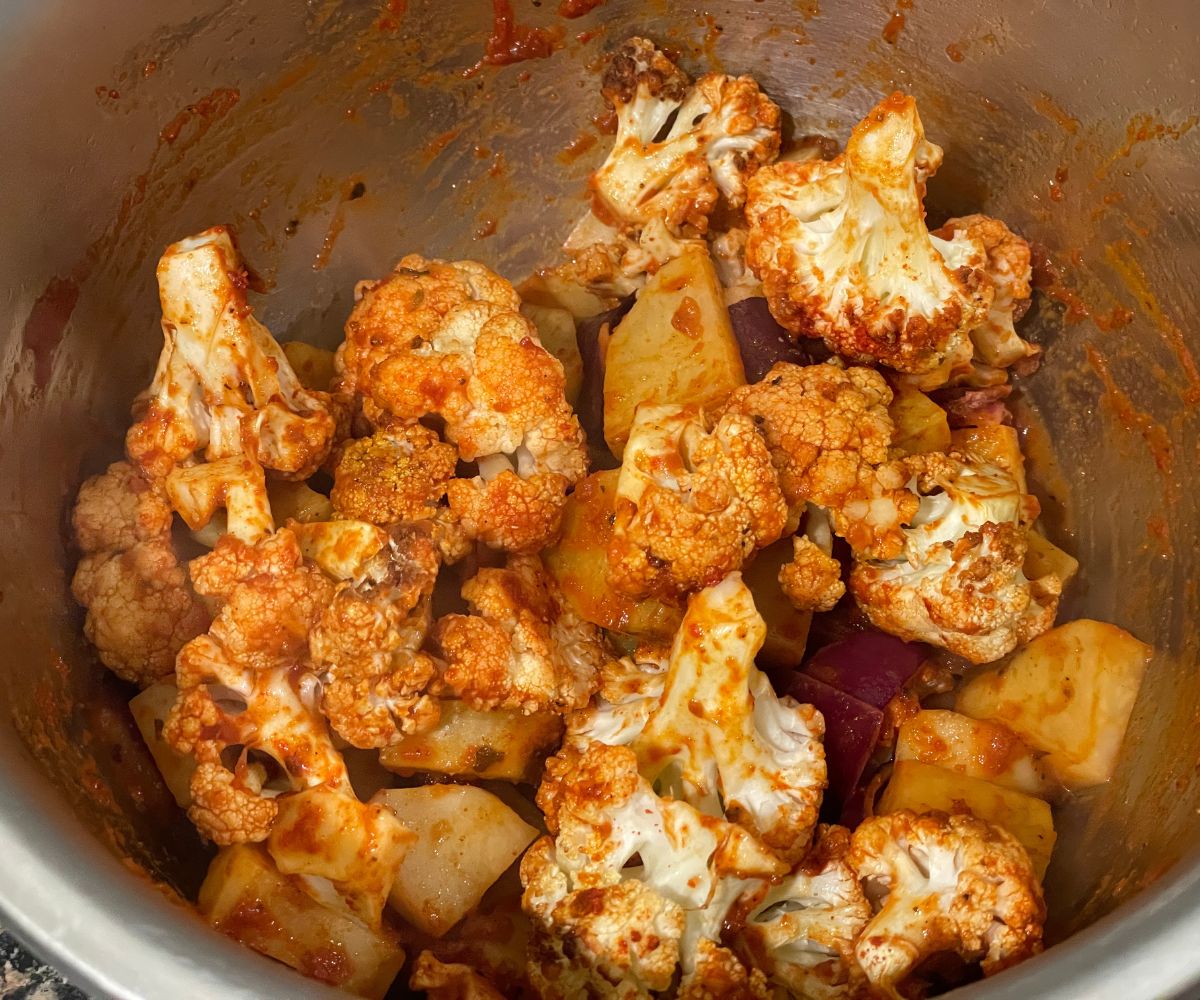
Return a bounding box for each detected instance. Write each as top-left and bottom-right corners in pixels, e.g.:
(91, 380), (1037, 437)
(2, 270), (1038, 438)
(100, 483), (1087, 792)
(850, 452), (1061, 664)
(933, 214), (1039, 372)
(571, 574), (826, 863)
(410, 952), (507, 1000)
(847, 811), (1045, 997)
(70, 462), (209, 687)
(722, 363), (918, 559)
(338, 255), (587, 552)
(608, 405), (787, 601)
(559, 214), (704, 299)
(779, 534), (845, 613)
(433, 554), (607, 714)
(126, 227), (336, 481)
(592, 38), (781, 236)
(522, 741), (786, 997)
(163, 529), (345, 843)
(309, 522), (443, 748)
(737, 825), (871, 1000)
(745, 93), (992, 376)
(165, 453), (275, 544)
(563, 644), (669, 751)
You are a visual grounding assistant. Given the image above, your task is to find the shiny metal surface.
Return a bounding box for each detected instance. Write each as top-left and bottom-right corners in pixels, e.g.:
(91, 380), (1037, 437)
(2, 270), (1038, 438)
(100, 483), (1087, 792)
(0, 0), (1196, 996)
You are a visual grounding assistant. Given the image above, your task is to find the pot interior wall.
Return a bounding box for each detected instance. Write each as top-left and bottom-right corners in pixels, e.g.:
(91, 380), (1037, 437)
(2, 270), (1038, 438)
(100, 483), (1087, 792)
(0, 0), (1197, 980)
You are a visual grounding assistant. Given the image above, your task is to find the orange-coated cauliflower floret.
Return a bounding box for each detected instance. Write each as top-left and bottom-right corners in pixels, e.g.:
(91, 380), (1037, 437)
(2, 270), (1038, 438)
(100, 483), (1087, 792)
(847, 811), (1045, 998)
(523, 741), (786, 999)
(933, 213), (1039, 373)
(737, 825), (871, 1000)
(568, 574), (826, 863)
(745, 94), (991, 376)
(337, 255), (587, 552)
(850, 452), (1060, 664)
(331, 422), (457, 525)
(70, 461), (209, 688)
(722, 362), (919, 559)
(433, 554), (607, 714)
(779, 534), (846, 613)
(607, 404), (787, 601)
(309, 523), (443, 749)
(126, 227), (336, 482)
(164, 529), (347, 844)
(410, 952), (507, 1000)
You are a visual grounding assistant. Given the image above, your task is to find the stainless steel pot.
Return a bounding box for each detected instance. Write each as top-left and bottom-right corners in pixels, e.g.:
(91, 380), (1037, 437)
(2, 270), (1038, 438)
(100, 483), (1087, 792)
(1, 1), (1197, 996)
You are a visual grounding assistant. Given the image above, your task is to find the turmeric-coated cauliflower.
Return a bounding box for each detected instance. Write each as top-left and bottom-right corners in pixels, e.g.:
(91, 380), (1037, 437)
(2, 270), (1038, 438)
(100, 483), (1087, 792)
(163, 529), (344, 843)
(337, 255), (587, 552)
(570, 574), (826, 862)
(933, 214), (1038, 372)
(522, 741), (787, 998)
(745, 94), (991, 375)
(722, 363), (918, 559)
(847, 811), (1045, 998)
(592, 37), (781, 236)
(850, 452), (1061, 664)
(737, 825), (872, 1000)
(779, 534), (846, 614)
(70, 461), (209, 687)
(433, 553), (607, 714)
(309, 522), (443, 748)
(608, 404), (787, 601)
(126, 227), (336, 481)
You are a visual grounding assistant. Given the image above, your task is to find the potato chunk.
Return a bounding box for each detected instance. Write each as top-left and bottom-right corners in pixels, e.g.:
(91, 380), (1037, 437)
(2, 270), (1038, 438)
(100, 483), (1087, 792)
(540, 470), (683, 641)
(374, 785), (538, 937)
(956, 619), (1152, 788)
(603, 247), (746, 457)
(199, 844), (405, 999)
(379, 701), (563, 782)
(950, 424), (1027, 493)
(128, 683), (194, 808)
(521, 302), (584, 406)
(889, 386), (951, 456)
(1024, 529), (1079, 588)
(895, 709), (1054, 798)
(282, 341), (337, 392)
(268, 479), (333, 524)
(741, 537), (813, 670)
(879, 759), (1056, 878)
(517, 270), (610, 321)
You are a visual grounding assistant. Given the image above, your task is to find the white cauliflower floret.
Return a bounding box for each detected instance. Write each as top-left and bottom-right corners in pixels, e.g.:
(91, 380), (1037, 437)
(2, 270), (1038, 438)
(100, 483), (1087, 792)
(521, 741), (787, 997)
(338, 254), (587, 552)
(934, 213), (1039, 371)
(592, 37), (781, 236)
(433, 553), (608, 714)
(571, 574), (826, 863)
(165, 453), (275, 544)
(564, 644), (668, 751)
(847, 811), (1046, 998)
(608, 404), (788, 601)
(737, 825), (871, 1000)
(746, 93), (992, 376)
(850, 452), (1061, 664)
(126, 226), (336, 482)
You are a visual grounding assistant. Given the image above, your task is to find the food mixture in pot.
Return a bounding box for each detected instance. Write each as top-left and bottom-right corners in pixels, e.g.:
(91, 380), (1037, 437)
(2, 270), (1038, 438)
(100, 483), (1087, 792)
(68, 37), (1153, 1000)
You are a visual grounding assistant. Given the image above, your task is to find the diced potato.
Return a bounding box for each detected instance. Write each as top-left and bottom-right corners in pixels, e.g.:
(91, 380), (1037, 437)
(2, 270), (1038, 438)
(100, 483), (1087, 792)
(895, 709), (1055, 798)
(956, 619), (1152, 788)
(879, 760), (1056, 879)
(603, 248), (746, 457)
(199, 844), (405, 999)
(268, 479), (333, 524)
(374, 785), (538, 937)
(379, 701), (563, 782)
(282, 341), (338, 392)
(128, 683), (194, 808)
(521, 302), (583, 406)
(541, 470), (683, 641)
(951, 424), (1027, 493)
(889, 386), (951, 456)
(518, 270), (611, 321)
(1024, 528), (1080, 588)
(742, 537), (813, 670)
